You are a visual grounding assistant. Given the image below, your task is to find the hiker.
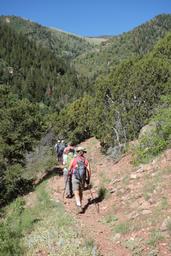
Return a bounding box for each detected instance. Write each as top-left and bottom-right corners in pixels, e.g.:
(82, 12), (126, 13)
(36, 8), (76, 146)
(54, 139), (61, 161)
(57, 139), (66, 164)
(63, 147), (75, 198)
(69, 146), (91, 213)
(63, 142), (75, 155)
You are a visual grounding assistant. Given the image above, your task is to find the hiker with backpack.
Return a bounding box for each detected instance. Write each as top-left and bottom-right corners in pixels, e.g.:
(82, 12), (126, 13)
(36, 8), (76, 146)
(54, 139), (61, 161)
(68, 146), (91, 213)
(63, 146), (75, 198)
(56, 139), (66, 164)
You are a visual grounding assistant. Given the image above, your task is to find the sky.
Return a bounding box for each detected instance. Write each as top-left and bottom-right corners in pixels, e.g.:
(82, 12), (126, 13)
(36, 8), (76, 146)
(0, 0), (171, 36)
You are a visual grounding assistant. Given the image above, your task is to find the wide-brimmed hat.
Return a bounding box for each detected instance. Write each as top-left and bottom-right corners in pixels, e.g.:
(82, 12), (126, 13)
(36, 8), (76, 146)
(76, 146), (87, 153)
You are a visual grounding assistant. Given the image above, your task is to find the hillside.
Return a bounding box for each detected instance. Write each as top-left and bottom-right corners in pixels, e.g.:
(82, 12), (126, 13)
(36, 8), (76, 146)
(2, 137), (171, 255)
(73, 14), (171, 79)
(49, 137), (171, 256)
(2, 14), (171, 82)
(0, 13), (171, 205)
(0, 15), (96, 59)
(0, 13), (171, 256)
(0, 21), (91, 110)
(52, 32), (171, 150)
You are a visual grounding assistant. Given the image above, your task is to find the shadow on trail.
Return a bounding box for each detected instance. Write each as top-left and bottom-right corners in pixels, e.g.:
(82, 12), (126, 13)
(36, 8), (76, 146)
(83, 187), (106, 214)
(34, 166), (63, 186)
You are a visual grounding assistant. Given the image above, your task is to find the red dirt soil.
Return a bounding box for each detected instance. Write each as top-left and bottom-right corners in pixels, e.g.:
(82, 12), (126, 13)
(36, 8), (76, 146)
(49, 137), (171, 256)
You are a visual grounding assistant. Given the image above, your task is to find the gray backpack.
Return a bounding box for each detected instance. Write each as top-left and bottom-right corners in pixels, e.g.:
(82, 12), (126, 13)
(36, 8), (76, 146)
(74, 157), (86, 181)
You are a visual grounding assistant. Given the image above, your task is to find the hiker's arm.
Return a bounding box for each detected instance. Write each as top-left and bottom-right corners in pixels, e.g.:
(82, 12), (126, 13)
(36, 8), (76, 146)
(88, 163), (91, 175)
(86, 162), (91, 179)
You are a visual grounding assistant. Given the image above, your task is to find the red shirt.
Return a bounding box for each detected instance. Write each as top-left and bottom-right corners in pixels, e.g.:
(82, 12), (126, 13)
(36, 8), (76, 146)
(70, 155), (88, 172)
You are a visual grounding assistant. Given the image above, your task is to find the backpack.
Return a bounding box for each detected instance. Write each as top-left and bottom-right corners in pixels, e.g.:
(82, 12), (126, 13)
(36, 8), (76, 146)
(57, 143), (65, 157)
(74, 156), (86, 181)
(54, 143), (59, 153)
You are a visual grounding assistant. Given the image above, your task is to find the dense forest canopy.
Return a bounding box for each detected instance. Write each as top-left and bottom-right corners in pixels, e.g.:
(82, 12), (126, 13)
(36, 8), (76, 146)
(0, 22), (94, 111)
(0, 14), (171, 204)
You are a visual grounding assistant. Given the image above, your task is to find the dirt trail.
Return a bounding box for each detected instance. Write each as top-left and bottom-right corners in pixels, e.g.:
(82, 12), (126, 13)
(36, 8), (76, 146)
(49, 137), (171, 256)
(49, 138), (133, 256)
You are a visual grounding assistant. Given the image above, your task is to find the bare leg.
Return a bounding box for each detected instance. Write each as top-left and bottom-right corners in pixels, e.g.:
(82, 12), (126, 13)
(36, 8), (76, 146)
(74, 190), (84, 213)
(79, 187), (83, 205)
(74, 190), (81, 206)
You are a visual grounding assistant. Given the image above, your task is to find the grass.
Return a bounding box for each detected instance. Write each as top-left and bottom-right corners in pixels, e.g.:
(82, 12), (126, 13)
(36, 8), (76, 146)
(149, 203), (169, 227)
(160, 197), (169, 210)
(147, 230), (164, 247)
(122, 175), (130, 186)
(0, 197), (33, 255)
(102, 214), (118, 225)
(1, 181), (100, 256)
(123, 238), (145, 255)
(113, 221), (131, 234)
(99, 171), (111, 186)
(142, 177), (157, 201)
(23, 182), (99, 256)
(167, 219), (171, 235)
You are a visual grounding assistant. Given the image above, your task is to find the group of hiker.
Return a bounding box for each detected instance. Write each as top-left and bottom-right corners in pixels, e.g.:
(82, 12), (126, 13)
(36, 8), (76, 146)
(54, 140), (91, 214)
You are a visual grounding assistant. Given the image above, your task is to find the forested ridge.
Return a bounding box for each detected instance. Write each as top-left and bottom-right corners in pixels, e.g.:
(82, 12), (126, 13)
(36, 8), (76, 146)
(0, 22), (89, 110)
(0, 14), (171, 206)
(73, 14), (171, 81)
(0, 15), (96, 59)
(54, 32), (171, 148)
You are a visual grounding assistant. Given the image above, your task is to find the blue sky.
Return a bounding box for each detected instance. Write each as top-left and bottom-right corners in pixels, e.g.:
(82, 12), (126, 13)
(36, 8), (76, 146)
(0, 0), (171, 36)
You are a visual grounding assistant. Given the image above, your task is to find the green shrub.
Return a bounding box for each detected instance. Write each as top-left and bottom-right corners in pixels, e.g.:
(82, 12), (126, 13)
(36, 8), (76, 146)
(98, 186), (108, 200)
(133, 95), (171, 164)
(0, 198), (26, 255)
(0, 222), (23, 256)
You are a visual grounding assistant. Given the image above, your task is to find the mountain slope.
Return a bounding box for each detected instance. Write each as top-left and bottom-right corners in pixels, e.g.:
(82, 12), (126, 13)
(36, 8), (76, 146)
(0, 15), (96, 59)
(2, 14), (171, 85)
(73, 14), (171, 79)
(52, 32), (171, 149)
(1, 13), (171, 256)
(1, 13), (171, 207)
(0, 21), (89, 110)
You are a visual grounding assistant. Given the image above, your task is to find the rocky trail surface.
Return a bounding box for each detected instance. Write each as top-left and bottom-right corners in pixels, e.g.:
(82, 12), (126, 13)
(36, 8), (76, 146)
(48, 137), (171, 256)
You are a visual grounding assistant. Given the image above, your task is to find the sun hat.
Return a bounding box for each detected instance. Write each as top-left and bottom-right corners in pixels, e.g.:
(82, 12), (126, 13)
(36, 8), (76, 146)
(76, 146), (87, 153)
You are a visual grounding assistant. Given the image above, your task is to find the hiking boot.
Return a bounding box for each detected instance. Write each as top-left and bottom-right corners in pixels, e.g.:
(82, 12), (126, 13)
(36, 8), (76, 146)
(77, 206), (83, 214)
(66, 194), (72, 198)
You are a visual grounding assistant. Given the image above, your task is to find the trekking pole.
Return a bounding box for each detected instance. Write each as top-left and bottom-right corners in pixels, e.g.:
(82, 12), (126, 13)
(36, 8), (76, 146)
(88, 185), (100, 214)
